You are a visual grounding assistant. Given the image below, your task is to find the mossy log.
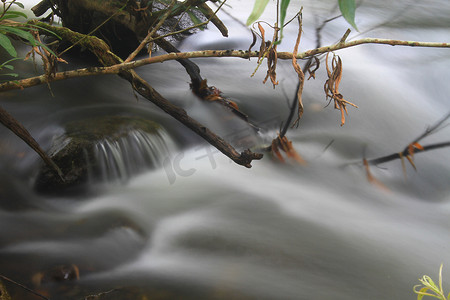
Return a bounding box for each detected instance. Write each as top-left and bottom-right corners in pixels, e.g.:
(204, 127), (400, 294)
(32, 0), (227, 55)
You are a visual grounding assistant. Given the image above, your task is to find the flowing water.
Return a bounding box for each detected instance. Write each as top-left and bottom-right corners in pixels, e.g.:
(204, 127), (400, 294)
(0, 1), (450, 299)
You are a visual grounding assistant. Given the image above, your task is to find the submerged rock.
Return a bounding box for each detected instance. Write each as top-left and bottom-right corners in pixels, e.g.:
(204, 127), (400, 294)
(34, 115), (173, 194)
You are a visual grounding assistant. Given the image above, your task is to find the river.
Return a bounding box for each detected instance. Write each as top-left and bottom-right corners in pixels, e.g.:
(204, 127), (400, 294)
(0, 0), (449, 299)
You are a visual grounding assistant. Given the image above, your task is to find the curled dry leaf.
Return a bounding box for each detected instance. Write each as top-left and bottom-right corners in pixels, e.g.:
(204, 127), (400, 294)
(324, 52), (358, 126)
(399, 151), (407, 178)
(263, 45), (279, 88)
(256, 22), (267, 63)
(251, 22), (278, 88)
(400, 142), (424, 176)
(196, 79), (247, 120)
(363, 159), (390, 192)
(247, 29), (258, 59)
(307, 56), (320, 80)
(291, 14), (305, 127)
(198, 79), (239, 109)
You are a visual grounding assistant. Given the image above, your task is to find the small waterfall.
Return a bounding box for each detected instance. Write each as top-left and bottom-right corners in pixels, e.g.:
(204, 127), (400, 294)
(93, 129), (176, 184)
(33, 117), (179, 194)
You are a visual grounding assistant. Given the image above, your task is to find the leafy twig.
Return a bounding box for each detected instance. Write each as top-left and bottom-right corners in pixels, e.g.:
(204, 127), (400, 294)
(3, 34), (448, 93)
(366, 141), (450, 166)
(366, 112), (450, 167)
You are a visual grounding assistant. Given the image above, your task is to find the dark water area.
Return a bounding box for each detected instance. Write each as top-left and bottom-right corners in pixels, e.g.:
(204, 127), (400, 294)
(0, 0), (450, 299)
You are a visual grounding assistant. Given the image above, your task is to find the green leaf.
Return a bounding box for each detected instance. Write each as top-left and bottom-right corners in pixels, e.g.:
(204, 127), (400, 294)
(279, 0), (291, 27)
(338, 0), (358, 31)
(0, 73), (19, 77)
(415, 287), (436, 300)
(0, 57), (20, 68)
(2, 64), (14, 70)
(0, 25), (36, 46)
(276, 0), (291, 44)
(187, 9), (205, 30)
(13, 2), (25, 9)
(0, 11), (28, 20)
(0, 32), (17, 57)
(0, 25), (58, 57)
(246, 0), (270, 26)
(29, 24), (62, 40)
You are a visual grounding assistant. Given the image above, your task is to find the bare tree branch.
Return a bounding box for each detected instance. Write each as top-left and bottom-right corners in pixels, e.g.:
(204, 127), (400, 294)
(366, 112), (450, 166)
(0, 274), (49, 300)
(0, 106), (64, 179)
(366, 141), (450, 166)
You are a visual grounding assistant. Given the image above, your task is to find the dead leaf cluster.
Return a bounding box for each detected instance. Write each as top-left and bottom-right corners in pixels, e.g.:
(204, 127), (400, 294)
(197, 79), (239, 111)
(306, 56), (320, 80)
(363, 158), (390, 192)
(250, 22), (279, 88)
(271, 134), (305, 164)
(399, 142), (424, 177)
(324, 52), (358, 126)
(25, 30), (67, 80)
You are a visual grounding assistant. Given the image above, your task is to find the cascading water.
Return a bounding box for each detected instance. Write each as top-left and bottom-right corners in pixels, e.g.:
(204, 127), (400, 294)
(94, 129), (176, 184)
(0, 1), (449, 299)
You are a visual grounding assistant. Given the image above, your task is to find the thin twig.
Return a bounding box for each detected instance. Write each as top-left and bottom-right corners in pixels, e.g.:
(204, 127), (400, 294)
(367, 141), (450, 166)
(407, 111), (450, 148)
(346, 112), (450, 167)
(368, 112), (450, 165)
(0, 105), (64, 179)
(0, 275), (49, 300)
(125, 0), (177, 62)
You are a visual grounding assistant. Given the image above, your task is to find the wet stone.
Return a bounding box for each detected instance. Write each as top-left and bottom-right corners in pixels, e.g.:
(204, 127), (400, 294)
(34, 115), (167, 195)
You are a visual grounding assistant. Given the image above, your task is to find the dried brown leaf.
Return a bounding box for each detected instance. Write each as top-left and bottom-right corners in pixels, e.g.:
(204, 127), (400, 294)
(405, 154), (417, 171)
(324, 52), (358, 126)
(307, 56), (320, 80)
(399, 151), (408, 179)
(271, 134), (305, 164)
(412, 142), (424, 151)
(248, 29), (258, 59)
(363, 159), (390, 192)
(257, 23), (266, 63)
(291, 15), (305, 127)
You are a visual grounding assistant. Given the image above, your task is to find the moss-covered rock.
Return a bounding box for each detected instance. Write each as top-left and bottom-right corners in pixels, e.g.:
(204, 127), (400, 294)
(34, 115), (162, 195)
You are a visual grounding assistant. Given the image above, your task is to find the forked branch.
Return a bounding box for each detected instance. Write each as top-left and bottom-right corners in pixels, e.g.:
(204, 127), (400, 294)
(367, 112), (450, 167)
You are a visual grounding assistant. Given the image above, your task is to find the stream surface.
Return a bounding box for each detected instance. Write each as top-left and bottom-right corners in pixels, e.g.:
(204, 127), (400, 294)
(0, 1), (450, 299)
